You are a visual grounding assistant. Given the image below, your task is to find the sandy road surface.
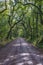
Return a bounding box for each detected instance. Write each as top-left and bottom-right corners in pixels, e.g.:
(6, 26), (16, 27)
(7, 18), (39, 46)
(0, 38), (43, 65)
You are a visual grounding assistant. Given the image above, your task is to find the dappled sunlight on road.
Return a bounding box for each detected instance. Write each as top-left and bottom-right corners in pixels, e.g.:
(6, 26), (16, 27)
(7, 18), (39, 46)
(4, 58), (9, 62)
(36, 63), (43, 65)
(0, 38), (43, 65)
(13, 43), (20, 46)
(0, 63), (3, 65)
(12, 43), (28, 47)
(21, 43), (28, 46)
(16, 60), (33, 65)
(27, 60), (33, 64)
(20, 53), (30, 56)
(2, 52), (43, 65)
(0, 53), (43, 65)
(16, 62), (24, 65)
(22, 57), (29, 60)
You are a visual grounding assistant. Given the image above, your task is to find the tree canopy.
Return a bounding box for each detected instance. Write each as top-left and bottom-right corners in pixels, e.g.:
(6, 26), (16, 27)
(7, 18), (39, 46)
(0, 0), (43, 48)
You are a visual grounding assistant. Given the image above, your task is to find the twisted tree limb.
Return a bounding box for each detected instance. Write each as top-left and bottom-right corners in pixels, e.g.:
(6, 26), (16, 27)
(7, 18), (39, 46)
(0, 0), (7, 13)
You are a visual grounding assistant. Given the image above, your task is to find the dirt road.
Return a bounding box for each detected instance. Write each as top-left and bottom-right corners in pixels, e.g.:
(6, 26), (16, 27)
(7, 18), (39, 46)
(0, 38), (43, 65)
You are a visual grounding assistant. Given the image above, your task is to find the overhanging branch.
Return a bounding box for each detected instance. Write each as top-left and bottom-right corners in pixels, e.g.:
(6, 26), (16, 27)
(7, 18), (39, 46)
(16, 2), (43, 15)
(0, 0), (7, 13)
(24, 3), (43, 15)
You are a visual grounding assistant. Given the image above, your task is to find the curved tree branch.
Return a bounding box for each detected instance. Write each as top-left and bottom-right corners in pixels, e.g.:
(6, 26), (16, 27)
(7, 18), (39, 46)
(0, 0), (7, 13)
(24, 3), (43, 14)
(16, 2), (43, 15)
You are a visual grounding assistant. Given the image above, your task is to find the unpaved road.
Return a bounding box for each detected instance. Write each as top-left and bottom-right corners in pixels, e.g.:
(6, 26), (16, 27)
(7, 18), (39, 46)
(0, 38), (43, 65)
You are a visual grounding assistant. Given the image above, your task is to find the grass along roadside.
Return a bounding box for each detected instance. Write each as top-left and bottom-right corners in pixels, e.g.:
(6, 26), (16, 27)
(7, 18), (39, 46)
(0, 37), (17, 47)
(0, 39), (11, 47)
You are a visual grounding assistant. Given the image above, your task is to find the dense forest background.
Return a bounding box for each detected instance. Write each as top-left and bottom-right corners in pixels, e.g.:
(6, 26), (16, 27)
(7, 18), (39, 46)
(0, 0), (43, 48)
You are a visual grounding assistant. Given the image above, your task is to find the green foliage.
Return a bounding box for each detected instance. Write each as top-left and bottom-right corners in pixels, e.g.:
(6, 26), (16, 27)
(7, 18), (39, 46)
(0, 0), (43, 48)
(36, 38), (43, 48)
